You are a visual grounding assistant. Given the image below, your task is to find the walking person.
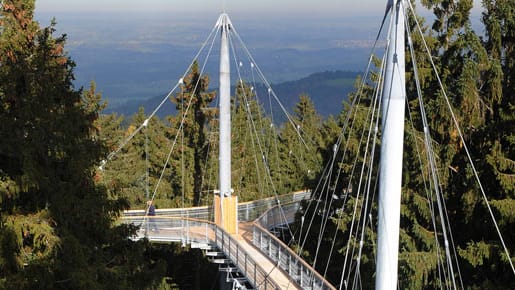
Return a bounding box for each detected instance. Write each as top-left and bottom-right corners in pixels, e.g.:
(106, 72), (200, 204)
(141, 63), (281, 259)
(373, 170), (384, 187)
(146, 200), (159, 233)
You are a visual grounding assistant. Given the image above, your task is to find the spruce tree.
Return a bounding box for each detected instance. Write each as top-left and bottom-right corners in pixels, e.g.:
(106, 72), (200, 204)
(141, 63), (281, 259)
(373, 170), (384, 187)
(231, 81), (278, 201)
(99, 108), (173, 208)
(168, 61), (216, 206)
(0, 1), (164, 288)
(278, 94), (324, 191)
(447, 1), (515, 287)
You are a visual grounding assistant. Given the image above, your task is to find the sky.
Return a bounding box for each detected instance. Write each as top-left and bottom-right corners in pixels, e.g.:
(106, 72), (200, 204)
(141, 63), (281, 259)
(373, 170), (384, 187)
(35, 0), (393, 16)
(31, 0), (485, 111)
(35, 0), (484, 27)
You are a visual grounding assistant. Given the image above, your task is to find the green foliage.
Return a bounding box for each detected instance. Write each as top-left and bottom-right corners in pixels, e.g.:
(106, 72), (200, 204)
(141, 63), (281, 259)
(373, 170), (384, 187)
(0, 1), (165, 288)
(231, 81), (276, 201)
(99, 108), (175, 208)
(167, 61), (216, 206)
(2, 0), (508, 288)
(290, 1), (514, 289)
(277, 95), (325, 191)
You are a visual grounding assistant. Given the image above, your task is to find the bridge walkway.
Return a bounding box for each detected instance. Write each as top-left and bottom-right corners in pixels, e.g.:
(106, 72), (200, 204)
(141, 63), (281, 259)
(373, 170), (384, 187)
(123, 192), (335, 289)
(236, 222), (299, 289)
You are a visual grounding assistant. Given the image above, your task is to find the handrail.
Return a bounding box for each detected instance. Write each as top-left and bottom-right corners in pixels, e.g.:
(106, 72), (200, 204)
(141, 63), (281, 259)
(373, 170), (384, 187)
(121, 191), (317, 289)
(252, 202), (337, 290)
(121, 215), (280, 289)
(123, 190), (311, 222)
(213, 225), (280, 290)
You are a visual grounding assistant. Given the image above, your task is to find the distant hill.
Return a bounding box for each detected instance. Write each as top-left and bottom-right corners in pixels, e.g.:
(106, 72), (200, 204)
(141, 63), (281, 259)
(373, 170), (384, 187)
(254, 70), (359, 118)
(105, 70), (360, 119)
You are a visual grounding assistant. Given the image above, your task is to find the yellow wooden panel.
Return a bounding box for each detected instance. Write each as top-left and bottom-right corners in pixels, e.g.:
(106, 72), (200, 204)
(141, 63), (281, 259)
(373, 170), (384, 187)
(214, 195), (238, 234)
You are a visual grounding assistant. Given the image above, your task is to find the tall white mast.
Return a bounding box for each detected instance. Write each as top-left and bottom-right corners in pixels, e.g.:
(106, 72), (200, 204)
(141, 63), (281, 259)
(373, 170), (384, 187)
(375, 1), (406, 289)
(219, 13), (231, 198)
(214, 13), (237, 234)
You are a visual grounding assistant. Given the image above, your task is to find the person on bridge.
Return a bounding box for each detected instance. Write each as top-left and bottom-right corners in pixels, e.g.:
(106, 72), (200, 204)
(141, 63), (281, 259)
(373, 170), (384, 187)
(146, 200), (159, 233)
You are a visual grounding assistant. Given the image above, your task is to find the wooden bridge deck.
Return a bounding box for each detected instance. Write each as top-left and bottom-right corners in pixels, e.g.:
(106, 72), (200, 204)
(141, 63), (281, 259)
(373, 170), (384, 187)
(134, 221), (300, 289)
(236, 222), (300, 289)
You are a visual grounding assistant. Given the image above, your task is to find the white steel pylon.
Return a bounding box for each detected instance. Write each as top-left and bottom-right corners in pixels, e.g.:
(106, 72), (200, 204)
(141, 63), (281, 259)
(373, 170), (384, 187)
(375, 1), (406, 289)
(215, 13), (238, 234)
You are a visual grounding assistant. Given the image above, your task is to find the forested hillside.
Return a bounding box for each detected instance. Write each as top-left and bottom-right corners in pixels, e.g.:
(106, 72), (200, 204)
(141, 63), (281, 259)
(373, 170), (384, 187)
(106, 70), (358, 120)
(1, 0), (513, 289)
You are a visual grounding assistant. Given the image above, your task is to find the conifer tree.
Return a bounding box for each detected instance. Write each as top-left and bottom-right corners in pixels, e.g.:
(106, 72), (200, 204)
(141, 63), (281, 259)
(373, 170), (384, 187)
(231, 81), (278, 201)
(0, 1), (164, 288)
(278, 94), (324, 191)
(99, 108), (173, 208)
(168, 61), (216, 206)
(446, 1), (515, 287)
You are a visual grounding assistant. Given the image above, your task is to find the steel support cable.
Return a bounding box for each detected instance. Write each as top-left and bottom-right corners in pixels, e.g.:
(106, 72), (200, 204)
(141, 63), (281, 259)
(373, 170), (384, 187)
(296, 154), (334, 257)
(145, 124), (150, 200)
(145, 21), (221, 220)
(300, 140), (335, 267)
(250, 61), (278, 199)
(328, 8), (394, 286)
(340, 53), (386, 290)
(132, 22), (221, 230)
(299, 50), (377, 266)
(351, 70), (383, 289)
(229, 26), (309, 151)
(198, 108), (217, 207)
(407, 0), (515, 277)
(404, 77), (448, 289)
(195, 89), (220, 207)
(322, 40), (389, 290)
(403, 63), (449, 289)
(229, 41), (255, 197)
(236, 78), (295, 241)
(298, 147), (337, 253)
(259, 76), (284, 187)
(229, 59), (251, 198)
(262, 70), (282, 178)
(334, 46), (386, 287)
(312, 168), (339, 271)
(313, 118), (366, 272)
(268, 45), (368, 268)
(247, 59), (281, 193)
(229, 38), (269, 202)
(407, 15), (465, 287)
(298, 29), (387, 279)
(101, 19), (221, 168)
(405, 14), (463, 289)
(229, 26), (300, 242)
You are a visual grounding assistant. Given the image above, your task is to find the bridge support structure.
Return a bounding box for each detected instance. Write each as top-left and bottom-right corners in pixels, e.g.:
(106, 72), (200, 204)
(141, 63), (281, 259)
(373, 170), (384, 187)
(214, 195), (238, 234)
(215, 13), (238, 235)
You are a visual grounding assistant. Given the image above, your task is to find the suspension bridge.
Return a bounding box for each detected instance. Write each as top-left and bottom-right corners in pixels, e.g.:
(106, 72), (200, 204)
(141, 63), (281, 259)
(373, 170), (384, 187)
(121, 191), (334, 289)
(106, 1), (514, 289)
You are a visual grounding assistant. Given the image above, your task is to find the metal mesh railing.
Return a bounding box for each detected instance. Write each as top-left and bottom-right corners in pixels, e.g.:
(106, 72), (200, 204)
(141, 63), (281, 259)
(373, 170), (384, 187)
(121, 215), (280, 289)
(121, 191), (316, 289)
(123, 190), (311, 223)
(253, 203), (337, 290)
(213, 226), (280, 290)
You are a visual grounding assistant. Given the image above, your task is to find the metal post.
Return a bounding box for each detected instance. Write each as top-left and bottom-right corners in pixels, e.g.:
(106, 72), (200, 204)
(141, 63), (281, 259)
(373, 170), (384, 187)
(376, 1), (406, 290)
(219, 13), (231, 199)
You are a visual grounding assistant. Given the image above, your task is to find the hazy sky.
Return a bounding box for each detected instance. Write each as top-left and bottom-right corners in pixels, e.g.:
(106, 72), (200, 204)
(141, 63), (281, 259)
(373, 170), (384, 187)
(36, 0), (484, 22)
(36, 0), (398, 15)
(32, 0), (485, 109)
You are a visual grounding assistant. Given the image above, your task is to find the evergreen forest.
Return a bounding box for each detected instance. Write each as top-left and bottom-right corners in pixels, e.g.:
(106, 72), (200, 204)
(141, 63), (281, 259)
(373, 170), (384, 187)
(0, 0), (513, 289)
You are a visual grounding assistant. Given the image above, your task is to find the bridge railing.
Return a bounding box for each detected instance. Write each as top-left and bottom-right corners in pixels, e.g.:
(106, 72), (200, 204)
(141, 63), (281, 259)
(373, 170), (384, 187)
(120, 215), (280, 289)
(123, 190), (311, 223)
(122, 215), (213, 244)
(253, 202), (337, 290)
(213, 225), (280, 290)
